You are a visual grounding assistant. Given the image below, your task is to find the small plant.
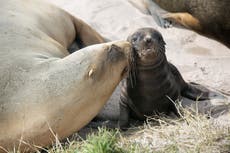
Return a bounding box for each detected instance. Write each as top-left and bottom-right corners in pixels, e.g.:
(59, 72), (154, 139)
(80, 127), (124, 153)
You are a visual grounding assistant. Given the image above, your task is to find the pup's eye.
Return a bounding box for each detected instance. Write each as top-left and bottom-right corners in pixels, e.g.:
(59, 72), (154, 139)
(132, 37), (138, 42)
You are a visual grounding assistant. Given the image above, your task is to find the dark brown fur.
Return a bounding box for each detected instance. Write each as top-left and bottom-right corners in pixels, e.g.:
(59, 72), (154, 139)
(119, 28), (215, 128)
(153, 0), (230, 48)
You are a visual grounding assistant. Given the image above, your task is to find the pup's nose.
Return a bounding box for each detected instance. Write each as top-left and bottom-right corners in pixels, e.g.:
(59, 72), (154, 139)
(144, 35), (152, 44)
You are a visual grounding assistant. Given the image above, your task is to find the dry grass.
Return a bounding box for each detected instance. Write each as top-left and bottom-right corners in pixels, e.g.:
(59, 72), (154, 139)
(46, 104), (230, 153)
(120, 109), (230, 153)
(6, 104), (230, 153)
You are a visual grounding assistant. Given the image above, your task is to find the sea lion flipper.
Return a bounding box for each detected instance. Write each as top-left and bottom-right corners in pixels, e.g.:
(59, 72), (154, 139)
(144, 0), (202, 30)
(168, 63), (223, 101)
(168, 63), (187, 86)
(162, 13), (202, 31)
(183, 82), (227, 101)
(128, 0), (150, 14)
(68, 17), (107, 53)
(169, 63), (212, 100)
(139, 0), (172, 28)
(181, 83), (210, 101)
(71, 17), (106, 48)
(118, 97), (130, 130)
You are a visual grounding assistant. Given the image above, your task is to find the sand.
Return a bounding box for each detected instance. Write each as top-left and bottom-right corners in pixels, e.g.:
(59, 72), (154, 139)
(49, 0), (230, 120)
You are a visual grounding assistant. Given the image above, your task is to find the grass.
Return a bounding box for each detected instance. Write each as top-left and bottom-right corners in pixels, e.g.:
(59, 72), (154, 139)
(7, 104), (230, 153)
(48, 128), (127, 153)
(46, 104), (230, 153)
(121, 111), (230, 153)
(80, 128), (123, 153)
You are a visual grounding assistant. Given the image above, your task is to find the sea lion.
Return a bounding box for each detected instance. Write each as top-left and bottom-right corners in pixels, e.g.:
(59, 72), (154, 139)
(119, 28), (216, 128)
(128, 0), (230, 48)
(0, 0), (132, 152)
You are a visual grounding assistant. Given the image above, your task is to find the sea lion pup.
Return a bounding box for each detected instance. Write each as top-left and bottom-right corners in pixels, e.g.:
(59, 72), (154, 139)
(119, 28), (216, 128)
(0, 0), (132, 152)
(128, 0), (230, 48)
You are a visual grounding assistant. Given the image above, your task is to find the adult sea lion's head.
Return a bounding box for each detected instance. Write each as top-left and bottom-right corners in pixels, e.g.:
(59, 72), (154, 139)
(127, 28), (166, 65)
(84, 41), (132, 95)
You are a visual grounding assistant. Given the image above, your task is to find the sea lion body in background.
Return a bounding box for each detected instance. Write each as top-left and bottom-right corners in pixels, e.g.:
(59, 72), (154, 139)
(119, 28), (216, 128)
(128, 0), (230, 48)
(0, 0), (132, 152)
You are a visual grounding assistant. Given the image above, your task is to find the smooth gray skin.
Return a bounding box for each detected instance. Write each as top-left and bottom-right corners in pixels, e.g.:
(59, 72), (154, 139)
(0, 0), (132, 152)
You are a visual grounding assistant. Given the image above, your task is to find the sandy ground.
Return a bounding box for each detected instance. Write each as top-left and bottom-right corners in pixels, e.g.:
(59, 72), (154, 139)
(49, 0), (230, 121)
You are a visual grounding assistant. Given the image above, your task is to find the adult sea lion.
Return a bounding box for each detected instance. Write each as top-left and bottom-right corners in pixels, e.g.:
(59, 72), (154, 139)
(119, 28), (217, 128)
(0, 0), (132, 152)
(128, 0), (230, 48)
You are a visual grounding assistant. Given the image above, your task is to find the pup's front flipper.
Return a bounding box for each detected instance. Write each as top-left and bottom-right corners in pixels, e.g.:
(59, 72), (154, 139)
(118, 96), (131, 130)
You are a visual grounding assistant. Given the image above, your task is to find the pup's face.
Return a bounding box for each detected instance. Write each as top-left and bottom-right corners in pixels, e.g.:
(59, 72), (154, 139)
(127, 28), (166, 65)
